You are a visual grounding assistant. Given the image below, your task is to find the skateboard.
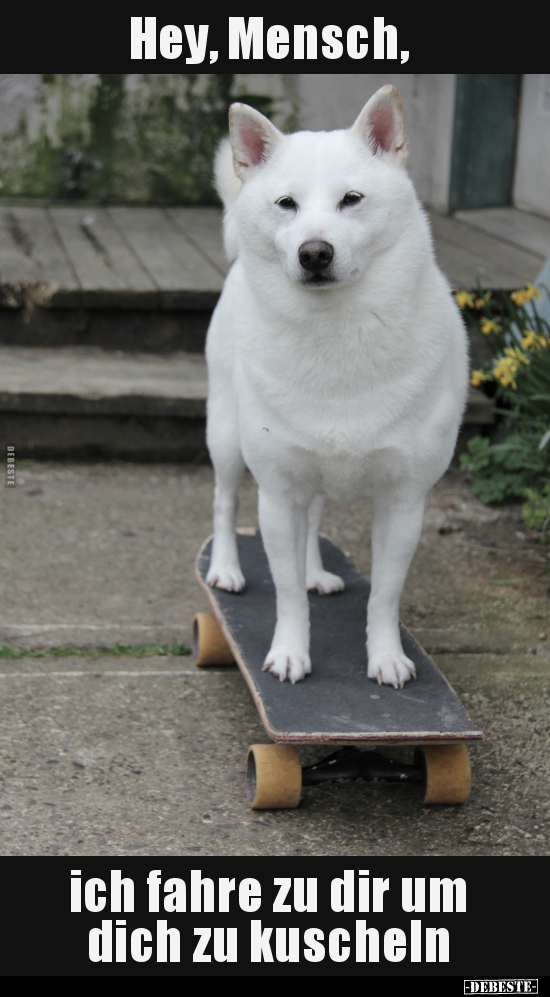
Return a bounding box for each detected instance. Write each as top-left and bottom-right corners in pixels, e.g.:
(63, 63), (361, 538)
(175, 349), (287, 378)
(194, 529), (483, 809)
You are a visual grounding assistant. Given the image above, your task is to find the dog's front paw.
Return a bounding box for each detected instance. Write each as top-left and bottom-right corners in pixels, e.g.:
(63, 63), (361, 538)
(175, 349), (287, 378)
(306, 569), (345, 595)
(262, 648), (312, 684)
(206, 564), (245, 592)
(367, 651), (416, 689)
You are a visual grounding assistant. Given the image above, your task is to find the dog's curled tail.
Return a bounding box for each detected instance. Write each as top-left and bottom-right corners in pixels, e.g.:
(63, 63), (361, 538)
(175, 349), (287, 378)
(214, 137), (242, 263)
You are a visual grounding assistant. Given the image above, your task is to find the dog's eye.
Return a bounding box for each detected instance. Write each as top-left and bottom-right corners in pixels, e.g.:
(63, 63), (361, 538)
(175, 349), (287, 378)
(341, 191), (364, 207)
(276, 196), (297, 210)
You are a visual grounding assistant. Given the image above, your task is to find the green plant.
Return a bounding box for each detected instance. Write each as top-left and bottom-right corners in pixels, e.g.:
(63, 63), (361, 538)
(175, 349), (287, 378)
(523, 484), (550, 541)
(457, 281), (550, 513)
(460, 432), (549, 503)
(0, 642), (191, 659)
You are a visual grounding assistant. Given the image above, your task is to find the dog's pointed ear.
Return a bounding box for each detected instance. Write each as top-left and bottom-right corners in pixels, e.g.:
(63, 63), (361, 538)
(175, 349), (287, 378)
(351, 85), (409, 165)
(229, 103), (284, 181)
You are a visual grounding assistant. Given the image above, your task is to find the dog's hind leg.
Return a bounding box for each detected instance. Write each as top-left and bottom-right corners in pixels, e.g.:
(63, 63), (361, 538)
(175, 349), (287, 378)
(206, 401), (246, 593)
(367, 489), (425, 688)
(306, 494), (345, 594)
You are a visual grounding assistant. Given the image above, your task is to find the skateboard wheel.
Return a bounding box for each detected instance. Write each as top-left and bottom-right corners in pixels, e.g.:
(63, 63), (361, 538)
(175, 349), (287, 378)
(416, 743), (471, 804)
(193, 612), (234, 666)
(246, 744), (302, 809)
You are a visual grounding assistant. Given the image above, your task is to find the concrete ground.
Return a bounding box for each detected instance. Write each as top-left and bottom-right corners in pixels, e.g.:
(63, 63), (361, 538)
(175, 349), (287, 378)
(1, 460), (549, 856)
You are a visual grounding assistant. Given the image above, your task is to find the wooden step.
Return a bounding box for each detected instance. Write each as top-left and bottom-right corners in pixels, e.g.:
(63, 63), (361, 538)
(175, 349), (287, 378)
(430, 210), (547, 290)
(454, 207), (550, 261)
(0, 205), (546, 354)
(0, 206), (229, 353)
(0, 205), (227, 310)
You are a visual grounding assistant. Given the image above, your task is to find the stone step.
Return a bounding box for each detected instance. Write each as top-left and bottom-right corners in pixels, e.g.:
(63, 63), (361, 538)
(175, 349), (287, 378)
(0, 346), (493, 462)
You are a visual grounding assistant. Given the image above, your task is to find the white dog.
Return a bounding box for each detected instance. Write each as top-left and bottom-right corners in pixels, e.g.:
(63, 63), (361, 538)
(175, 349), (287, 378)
(205, 85), (468, 688)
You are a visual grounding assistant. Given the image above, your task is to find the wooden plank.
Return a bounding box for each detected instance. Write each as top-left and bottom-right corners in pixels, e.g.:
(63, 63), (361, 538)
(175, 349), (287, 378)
(110, 207), (223, 307)
(0, 207), (48, 291)
(49, 207), (159, 309)
(0, 207), (81, 309)
(49, 207), (125, 291)
(429, 210), (543, 289)
(166, 207), (229, 276)
(86, 209), (157, 291)
(454, 207), (550, 261)
(0, 207), (78, 290)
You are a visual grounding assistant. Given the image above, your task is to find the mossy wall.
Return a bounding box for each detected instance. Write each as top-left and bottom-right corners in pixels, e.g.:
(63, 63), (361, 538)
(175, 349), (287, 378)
(0, 74), (299, 205)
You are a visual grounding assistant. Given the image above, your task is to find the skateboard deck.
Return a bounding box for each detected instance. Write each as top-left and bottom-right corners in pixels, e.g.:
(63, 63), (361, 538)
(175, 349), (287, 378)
(195, 529), (483, 746)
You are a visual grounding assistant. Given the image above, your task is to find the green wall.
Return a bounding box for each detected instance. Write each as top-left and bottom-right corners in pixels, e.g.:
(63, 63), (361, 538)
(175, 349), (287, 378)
(0, 74), (298, 205)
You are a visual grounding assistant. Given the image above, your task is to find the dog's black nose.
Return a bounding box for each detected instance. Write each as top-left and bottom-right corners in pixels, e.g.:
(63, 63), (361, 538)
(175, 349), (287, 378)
(298, 240), (334, 272)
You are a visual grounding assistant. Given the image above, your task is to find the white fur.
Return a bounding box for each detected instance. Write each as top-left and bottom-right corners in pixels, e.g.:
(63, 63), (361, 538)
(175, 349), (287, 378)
(214, 138), (241, 262)
(206, 86), (468, 688)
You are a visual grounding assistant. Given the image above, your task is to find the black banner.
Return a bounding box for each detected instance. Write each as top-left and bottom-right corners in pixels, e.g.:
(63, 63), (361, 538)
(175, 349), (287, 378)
(1, 857), (547, 976)
(0, 13), (544, 72)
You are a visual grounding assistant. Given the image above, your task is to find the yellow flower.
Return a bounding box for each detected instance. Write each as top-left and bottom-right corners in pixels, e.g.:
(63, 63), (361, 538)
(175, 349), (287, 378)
(522, 329), (538, 350)
(511, 284), (541, 307)
(524, 283), (541, 301)
(470, 369), (492, 387)
(480, 317), (501, 335)
(503, 346), (529, 366)
(474, 292), (491, 309)
(493, 348), (529, 389)
(493, 358), (517, 388)
(511, 289), (527, 306)
(455, 290), (475, 309)
(520, 329), (548, 351)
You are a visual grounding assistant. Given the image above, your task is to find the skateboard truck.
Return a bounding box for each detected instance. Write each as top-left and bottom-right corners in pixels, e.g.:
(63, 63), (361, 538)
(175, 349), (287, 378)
(301, 746), (424, 786)
(246, 741), (471, 809)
